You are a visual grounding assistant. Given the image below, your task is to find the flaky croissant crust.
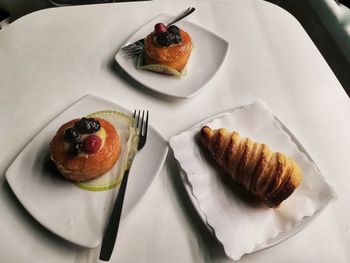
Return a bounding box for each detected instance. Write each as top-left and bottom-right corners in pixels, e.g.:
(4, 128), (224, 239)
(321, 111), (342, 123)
(200, 126), (302, 207)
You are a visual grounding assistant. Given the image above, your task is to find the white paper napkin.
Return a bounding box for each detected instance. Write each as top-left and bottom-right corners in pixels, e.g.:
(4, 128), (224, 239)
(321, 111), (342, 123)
(170, 101), (336, 261)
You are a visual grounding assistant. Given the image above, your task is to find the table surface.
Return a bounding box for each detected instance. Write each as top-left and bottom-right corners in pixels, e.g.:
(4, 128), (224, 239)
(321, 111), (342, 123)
(1, 0), (349, 262)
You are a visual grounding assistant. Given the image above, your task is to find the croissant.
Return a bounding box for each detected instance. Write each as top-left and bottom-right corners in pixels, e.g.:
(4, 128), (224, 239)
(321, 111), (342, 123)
(200, 126), (302, 207)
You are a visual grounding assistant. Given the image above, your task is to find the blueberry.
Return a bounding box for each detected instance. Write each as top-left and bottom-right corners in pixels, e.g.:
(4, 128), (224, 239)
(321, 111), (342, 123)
(157, 32), (177, 46)
(173, 33), (182, 44)
(69, 141), (83, 156)
(156, 32), (171, 46)
(168, 26), (182, 43)
(64, 127), (80, 143)
(74, 118), (101, 133)
(87, 118), (101, 132)
(168, 25), (180, 34)
(156, 28), (182, 46)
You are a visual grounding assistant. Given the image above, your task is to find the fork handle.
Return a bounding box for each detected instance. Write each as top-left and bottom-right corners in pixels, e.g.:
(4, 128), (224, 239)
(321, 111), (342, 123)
(167, 7), (196, 26)
(99, 169), (130, 261)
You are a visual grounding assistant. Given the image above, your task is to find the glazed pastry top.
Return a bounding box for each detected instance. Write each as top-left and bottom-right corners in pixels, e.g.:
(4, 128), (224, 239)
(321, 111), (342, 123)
(145, 29), (192, 63)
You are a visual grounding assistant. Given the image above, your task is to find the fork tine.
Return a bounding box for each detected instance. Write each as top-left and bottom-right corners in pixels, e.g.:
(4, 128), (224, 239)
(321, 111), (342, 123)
(121, 43), (139, 51)
(140, 110), (145, 135)
(133, 110), (139, 129)
(120, 43), (144, 57)
(121, 43), (143, 51)
(121, 44), (133, 50)
(144, 110), (148, 137)
(133, 110), (148, 150)
(122, 46), (142, 53)
(123, 50), (143, 57)
(122, 46), (139, 53)
(137, 110), (141, 129)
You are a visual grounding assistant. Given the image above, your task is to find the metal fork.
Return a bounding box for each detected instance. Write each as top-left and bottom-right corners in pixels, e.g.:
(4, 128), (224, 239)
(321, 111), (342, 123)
(99, 110), (149, 261)
(120, 7), (196, 57)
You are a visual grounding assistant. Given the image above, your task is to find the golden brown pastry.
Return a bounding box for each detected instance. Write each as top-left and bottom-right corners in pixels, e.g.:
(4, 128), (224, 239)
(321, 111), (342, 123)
(50, 117), (121, 181)
(200, 126), (302, 207)
(143, 23), (193, 73)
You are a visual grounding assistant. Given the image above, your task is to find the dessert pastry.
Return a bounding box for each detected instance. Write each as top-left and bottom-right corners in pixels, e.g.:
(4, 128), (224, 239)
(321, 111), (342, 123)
(200, 126), (302, 207)
(141, 23), (193, 75)
(50, 117), (122, 181)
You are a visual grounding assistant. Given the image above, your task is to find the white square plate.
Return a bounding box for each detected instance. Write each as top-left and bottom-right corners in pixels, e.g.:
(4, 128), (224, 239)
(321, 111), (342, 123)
(5, 95), (168, 248)
(115, 14), (229, 99)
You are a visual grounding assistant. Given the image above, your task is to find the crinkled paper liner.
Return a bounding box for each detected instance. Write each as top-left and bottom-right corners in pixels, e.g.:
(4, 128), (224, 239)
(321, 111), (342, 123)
(170, 100), (336, 261)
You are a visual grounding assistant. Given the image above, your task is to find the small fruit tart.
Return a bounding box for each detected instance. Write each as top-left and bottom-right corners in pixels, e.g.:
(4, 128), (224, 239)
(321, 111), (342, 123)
(50, 117), (122, 181)
(138, 23), (193, 76)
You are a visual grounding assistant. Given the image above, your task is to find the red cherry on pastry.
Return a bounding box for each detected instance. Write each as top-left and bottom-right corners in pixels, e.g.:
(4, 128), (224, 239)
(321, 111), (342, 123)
(154, 23), (167, 35)
(82, 135), (102, 154)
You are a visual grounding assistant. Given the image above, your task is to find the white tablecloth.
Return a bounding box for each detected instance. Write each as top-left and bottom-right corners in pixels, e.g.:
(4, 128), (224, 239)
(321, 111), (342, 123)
(0, 0), (349, 262)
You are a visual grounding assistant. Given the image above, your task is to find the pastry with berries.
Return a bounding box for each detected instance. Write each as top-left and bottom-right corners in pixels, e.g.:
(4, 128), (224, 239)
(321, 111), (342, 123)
(141, 23), (193, 75)
(49, 117), (122, 181)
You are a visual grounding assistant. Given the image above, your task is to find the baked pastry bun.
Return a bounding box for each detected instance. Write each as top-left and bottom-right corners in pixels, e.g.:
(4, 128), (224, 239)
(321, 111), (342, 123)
(50, 117), (122, 181)
(142, 23), (193, 74)
(200, 126), (302, 207)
